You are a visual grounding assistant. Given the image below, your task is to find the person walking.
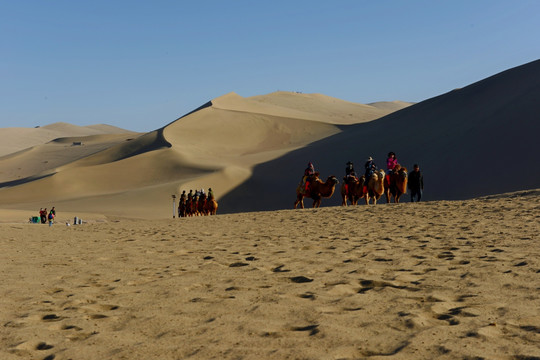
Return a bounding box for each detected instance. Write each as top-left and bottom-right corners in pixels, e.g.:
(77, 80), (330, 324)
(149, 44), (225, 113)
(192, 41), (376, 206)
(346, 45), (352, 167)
(48, 209), (55, 227)
(408, 164), (424, 202)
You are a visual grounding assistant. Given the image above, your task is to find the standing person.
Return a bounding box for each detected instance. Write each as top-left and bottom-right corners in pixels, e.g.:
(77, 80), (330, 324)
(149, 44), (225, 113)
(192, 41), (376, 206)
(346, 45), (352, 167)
(50, 207), (56, 217)
(364, 157), (377, 179)
(41, 208), (48, 224)
(408, 164), (424, 202)
(386, 152), (399, 173)
(48, 209), (55, 226)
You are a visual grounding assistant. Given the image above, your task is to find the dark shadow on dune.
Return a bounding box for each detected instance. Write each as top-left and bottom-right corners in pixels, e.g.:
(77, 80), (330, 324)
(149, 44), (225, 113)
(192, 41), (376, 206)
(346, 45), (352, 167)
(219, 59), (540, 214)
(113, 128), (172, 162)
(0, 172), (55, 189)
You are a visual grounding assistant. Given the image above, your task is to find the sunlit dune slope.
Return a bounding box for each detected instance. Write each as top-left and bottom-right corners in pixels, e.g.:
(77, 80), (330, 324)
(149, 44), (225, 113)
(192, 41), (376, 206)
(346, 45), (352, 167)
(0, 122), (136, 157)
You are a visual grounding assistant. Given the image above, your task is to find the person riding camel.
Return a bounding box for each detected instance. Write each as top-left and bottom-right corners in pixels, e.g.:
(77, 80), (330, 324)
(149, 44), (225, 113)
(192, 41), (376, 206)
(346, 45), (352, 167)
(364, 157), (377, 179)
(345, 161), (357, 179)
(208, 188), (214, 199)
(386, 152), (399, 173)
(344, 161), (357, 193)
(301, 162), (316, 194)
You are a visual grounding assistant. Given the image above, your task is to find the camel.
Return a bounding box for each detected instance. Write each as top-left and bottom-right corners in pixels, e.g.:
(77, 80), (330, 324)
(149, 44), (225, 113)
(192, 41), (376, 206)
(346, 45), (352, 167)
(205, 196), (218, 215)
(385, 166), (408, 203)
(191, 194), (200, 216)
(365, 169), (386, 205)
(294, 173), (339, 209)
(178, 198), (187, 218)
(341, 175), (366, 206)
(198, 193), (207, 215)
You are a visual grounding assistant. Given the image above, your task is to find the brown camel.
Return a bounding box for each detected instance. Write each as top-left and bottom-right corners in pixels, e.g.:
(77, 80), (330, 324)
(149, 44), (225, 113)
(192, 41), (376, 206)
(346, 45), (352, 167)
(341, 175), (366, 206)
(178, 198), (187, 218)
(385, 166), (408, 203)
(294, 174), (339, 209)
(198, 193), (207, 215)
(365, 169), (385, 205)
(205, 196), (218, 215)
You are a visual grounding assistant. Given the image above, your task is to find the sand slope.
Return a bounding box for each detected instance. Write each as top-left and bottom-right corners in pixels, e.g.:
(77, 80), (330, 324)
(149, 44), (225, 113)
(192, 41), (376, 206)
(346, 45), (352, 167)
(221, 59), (540, 212)
(0, 122), (136, 157)
(1, 190), (538, 359)
(0, 92), (408, 218)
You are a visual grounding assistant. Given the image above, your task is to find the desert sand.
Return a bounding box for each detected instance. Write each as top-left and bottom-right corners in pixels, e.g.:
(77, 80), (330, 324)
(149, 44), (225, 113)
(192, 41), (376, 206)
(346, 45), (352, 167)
(1, 190), (538, 359)
(1, 60), (539, 359)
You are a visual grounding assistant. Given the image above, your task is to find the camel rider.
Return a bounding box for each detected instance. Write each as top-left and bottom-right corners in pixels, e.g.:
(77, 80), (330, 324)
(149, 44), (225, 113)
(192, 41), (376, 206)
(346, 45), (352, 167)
(187, 190), (193, 201)
(180, 190), (187, 202)
(345, 161), (357, 179)
(386, 152), (399, 173)
(208, 188), (214, 199)
(301, 162), (315, 194)
(364, 157), (377, 179)
(200, 188), (205, 196)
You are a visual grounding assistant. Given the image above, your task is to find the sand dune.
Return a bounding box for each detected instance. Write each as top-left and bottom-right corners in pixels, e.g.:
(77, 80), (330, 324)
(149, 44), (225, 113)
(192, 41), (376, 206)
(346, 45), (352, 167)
(221, 59), (540, 212)
(0, 92), (408, 218)
(0, 122), (137, 157)
(1, 190), (538, 359)
(0, 134), (139, 184)
(0, 61), (538, 218)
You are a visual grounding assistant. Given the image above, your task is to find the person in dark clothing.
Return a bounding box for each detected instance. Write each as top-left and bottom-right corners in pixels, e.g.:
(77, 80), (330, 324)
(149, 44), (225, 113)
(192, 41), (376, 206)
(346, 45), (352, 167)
(345, 161), (357, 179)
(408, 164), (424, 202)
(301, 162), (316, 194)
(364, 157), (377, 179)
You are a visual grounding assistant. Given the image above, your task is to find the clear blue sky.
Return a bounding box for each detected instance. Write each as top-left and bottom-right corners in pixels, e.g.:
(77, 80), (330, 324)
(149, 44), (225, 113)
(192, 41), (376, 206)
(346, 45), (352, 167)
(1, 1), (539, 132)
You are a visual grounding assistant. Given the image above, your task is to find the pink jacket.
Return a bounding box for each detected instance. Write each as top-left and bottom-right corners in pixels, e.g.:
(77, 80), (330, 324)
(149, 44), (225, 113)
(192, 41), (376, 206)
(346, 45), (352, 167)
(387, 157), (398, 170)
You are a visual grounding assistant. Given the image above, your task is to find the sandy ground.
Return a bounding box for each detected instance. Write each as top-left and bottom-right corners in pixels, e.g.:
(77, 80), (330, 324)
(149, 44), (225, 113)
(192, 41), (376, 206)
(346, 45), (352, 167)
(1, 190), (538, 359)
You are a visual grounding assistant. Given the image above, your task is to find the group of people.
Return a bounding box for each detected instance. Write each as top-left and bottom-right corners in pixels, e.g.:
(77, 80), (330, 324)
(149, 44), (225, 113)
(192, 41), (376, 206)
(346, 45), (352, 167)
(177, 188), (218, 217)
(38, 207), (56, 225)
(302, 152), (425, 202)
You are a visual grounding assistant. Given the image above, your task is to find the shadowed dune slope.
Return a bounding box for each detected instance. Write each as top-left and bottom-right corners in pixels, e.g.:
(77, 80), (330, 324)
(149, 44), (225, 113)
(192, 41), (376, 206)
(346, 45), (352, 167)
(221, 59), (540, 213)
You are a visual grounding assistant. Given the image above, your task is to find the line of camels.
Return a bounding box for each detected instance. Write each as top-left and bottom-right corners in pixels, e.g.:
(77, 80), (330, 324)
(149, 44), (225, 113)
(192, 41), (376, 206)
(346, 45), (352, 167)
(178, 192), (218, 217)
(294, 165), (408, 209)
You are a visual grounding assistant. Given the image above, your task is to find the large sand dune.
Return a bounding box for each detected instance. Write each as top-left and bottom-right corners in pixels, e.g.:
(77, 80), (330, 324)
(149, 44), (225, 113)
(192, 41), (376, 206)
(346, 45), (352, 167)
(0, 92), (409, 218)
(0, 122), (136, 157)
(1, 190), (538, 359)
(221, 59), (540, 212)
(0, 60), (539, 218)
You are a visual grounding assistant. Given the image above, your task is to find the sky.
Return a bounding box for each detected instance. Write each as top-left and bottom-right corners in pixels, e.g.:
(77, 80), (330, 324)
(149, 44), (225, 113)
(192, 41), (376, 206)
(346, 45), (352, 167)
(1, 1), (539, 132)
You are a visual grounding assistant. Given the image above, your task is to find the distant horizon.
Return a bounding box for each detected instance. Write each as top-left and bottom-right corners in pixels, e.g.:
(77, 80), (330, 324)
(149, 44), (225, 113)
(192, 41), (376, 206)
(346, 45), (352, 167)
(2, 1), (539, 132)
